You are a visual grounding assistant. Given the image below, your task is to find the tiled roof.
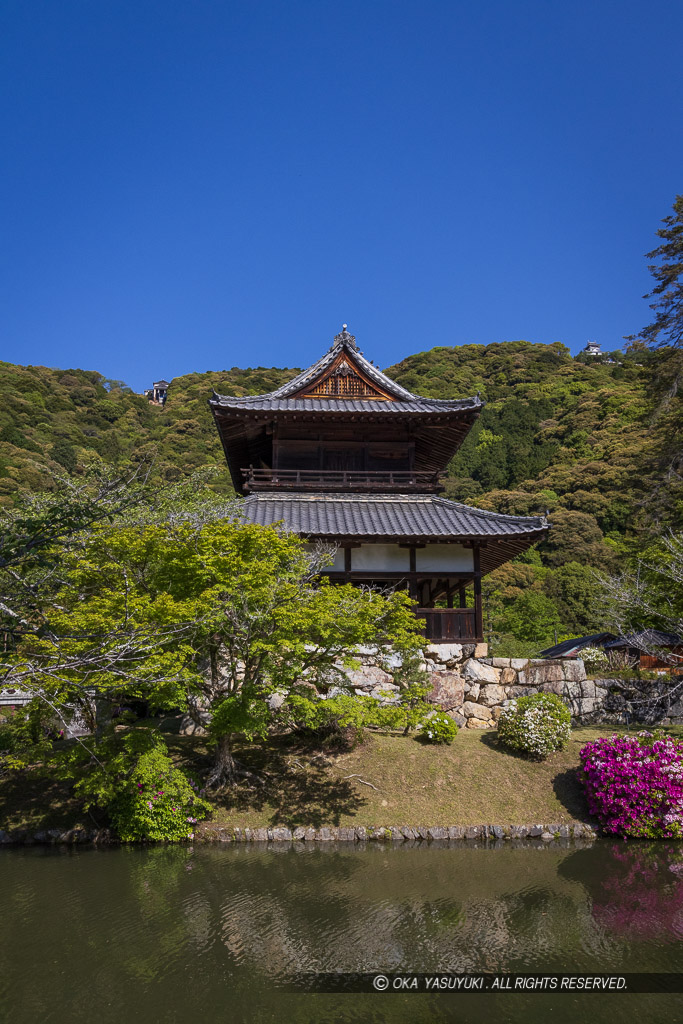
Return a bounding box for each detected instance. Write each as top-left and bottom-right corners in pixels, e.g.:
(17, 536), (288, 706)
(539, 630), (681, 659)
(238, 492), (548, 540)
(209, 329), (482, 414)
(269, 331), (417, 401)
(538, 633), (618, 658)
(209, 395), (479, 414)
(605, 630), (681, 649)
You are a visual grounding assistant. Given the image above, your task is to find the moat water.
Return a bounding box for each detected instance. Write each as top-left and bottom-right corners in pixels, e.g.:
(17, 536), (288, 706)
(1, 840), (682, 1023)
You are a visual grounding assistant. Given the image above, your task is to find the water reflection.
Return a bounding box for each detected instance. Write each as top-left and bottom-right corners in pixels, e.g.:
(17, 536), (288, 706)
(1, 841), (682, 1023)
(560, 841), (683, 942)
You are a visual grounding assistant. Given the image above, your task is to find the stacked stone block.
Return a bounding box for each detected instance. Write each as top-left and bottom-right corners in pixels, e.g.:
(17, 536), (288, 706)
(338, 644), (683, 726)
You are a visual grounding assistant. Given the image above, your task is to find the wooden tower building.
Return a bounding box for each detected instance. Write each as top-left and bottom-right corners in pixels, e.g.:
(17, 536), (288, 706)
(209, 327), (548, 642)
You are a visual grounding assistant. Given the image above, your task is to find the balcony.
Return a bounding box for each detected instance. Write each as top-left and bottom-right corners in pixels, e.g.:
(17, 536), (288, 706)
(415, 608), (480, 642)
(241, 467), (444, 493)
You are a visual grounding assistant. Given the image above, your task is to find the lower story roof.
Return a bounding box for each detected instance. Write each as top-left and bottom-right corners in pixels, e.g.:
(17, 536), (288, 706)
(238, 492), (549, 575)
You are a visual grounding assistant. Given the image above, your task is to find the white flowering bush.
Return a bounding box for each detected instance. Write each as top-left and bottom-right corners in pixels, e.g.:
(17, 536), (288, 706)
(419, 711), (458, 745)
(497, 693), (571, 760)
(581, 646), (609, 673)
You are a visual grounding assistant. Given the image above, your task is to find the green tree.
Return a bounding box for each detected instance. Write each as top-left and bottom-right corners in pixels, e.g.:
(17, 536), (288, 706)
(544, 561), (605, 634)
(636, 194), (683, 350)
(17, 518), (425, 787)
(600, 532), (683, 662)
(498, 590), (561, 645)
(50, 439), (78, 473)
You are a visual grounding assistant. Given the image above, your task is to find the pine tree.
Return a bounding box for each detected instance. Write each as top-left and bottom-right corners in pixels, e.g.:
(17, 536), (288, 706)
(638, 194), (683, 349)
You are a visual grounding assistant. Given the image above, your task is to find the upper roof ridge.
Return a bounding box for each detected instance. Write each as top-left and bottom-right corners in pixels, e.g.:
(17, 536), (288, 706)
(267, 325), (418, 402)
(332, 325), (357, 350)
(209, 325), (484, 414)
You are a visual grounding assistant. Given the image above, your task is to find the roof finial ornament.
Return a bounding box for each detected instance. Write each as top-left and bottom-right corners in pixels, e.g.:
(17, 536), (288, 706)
(333, 323), (357, 350)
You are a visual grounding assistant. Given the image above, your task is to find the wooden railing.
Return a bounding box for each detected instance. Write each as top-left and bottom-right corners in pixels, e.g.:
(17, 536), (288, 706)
(416, 608), (480, 642)
(241, 468), (443, 492)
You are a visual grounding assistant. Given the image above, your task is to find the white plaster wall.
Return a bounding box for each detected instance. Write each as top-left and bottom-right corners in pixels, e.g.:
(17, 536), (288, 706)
(416, 544), (473, 572)
(305, 543), (345, 571)
(352, 544), (410, 571)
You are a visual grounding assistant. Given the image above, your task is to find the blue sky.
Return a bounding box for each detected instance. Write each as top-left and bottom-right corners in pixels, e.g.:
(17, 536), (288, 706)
(1, 0), (682, 391)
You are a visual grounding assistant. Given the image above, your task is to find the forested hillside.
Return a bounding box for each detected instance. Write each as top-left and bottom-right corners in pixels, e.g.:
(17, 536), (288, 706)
(389, 341), (679, 650)
(0, 363), (295, 498)
(1, 341), (678, 652)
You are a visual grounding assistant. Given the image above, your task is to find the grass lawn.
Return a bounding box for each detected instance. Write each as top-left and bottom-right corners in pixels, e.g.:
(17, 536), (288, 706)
(195, 726), (618, 832)
(3, 723), (681, 835)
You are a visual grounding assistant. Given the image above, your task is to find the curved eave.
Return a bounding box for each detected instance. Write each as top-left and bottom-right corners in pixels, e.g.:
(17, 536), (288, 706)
(236, 493), (549, 576)
(208, 396), (482, 416)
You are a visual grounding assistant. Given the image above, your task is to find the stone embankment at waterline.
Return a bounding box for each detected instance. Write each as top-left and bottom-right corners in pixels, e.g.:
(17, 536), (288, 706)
(0, 821), (599, 846)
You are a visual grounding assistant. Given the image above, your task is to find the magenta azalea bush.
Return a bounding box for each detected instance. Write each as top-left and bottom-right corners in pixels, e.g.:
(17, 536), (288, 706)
(579, 732), (683, 838)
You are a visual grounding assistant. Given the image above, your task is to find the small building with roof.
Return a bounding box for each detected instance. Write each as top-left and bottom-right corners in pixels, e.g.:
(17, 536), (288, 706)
(539, 630), (683, 670)
(144, 379), (170, 405)
(209, 327), (549, 642)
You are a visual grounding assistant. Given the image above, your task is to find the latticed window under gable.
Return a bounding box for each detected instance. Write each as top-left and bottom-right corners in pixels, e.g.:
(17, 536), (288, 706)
(304, 361), (387, 399)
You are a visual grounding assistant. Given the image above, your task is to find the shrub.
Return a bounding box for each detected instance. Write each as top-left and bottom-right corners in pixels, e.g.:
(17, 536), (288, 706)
(497, 692), (571, 759)
(419, 711), (458, 744)
(579, 732), (683, 839)
(67, 731), (212, 842)
(109, 745), (212, 842)
(581, 646), (609, 673)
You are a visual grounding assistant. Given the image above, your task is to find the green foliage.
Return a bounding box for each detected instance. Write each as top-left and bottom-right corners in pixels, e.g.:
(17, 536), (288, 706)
(497, 692), (571, 760)
(210, 694), (273, 742)
(0, 701), (55, 775)
(285, 677), (433, 742)
(0, 361), (296, 503)
(498, 590), (562, 644)
(543, 561), (603, 635)
(1, 333), (679, 654)
(62, 730), (211, 841)
(419, 711), (458, 744)
(14, 513), (425, 785)
(635, 193), (683, 350)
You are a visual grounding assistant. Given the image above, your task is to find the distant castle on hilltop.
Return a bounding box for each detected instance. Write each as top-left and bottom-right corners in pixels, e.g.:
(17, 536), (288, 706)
(144, 379), (169, 405)
(583, 341), (602, 356)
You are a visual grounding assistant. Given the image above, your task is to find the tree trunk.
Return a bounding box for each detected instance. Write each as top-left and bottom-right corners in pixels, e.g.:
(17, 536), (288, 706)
(206, 733), (238, 788)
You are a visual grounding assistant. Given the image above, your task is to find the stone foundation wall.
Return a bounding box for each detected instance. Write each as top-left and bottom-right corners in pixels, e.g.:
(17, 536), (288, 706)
(0, 822), (599, 845)
(338, 643), (683, 727)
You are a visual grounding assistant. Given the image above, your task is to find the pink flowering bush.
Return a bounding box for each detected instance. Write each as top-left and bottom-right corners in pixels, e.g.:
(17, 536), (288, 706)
(579, 732), (683, 838)
(110, 744), (212, 842)
(66, 730), (212, 842)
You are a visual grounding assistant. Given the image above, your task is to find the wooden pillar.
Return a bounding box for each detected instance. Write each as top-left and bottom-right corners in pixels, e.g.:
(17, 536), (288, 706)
(473, 547), (483, 640)
(408, 549), (418, 604)
(459, 583), (467, 609)
(344, 546), (352, 583)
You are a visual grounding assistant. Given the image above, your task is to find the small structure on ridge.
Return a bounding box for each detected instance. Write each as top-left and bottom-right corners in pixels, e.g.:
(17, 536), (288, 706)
(144, 379), (169, 405)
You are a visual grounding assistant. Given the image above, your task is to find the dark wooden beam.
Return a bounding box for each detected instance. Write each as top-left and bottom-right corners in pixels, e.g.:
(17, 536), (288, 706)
(473, 546), (483, 640)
